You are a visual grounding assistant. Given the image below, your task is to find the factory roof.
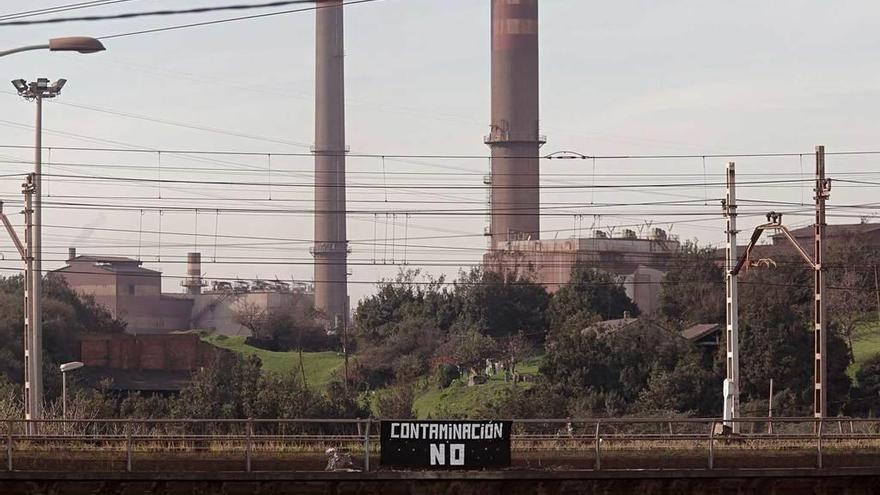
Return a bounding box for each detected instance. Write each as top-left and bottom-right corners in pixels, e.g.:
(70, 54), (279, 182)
(780, 223), (880, 239)
(57, 255), (161, 275)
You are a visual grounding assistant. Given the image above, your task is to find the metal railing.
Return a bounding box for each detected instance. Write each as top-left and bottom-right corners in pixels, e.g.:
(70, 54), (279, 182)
(2, 417), (880, 473)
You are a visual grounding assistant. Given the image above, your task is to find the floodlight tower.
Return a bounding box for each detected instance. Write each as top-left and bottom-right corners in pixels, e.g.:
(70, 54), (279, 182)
(12, 78), (67, 423)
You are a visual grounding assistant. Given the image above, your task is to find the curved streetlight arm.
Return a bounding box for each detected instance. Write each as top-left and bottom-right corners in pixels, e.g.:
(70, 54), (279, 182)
(0, 37), (105, 58)
(0, 45), (50, 58)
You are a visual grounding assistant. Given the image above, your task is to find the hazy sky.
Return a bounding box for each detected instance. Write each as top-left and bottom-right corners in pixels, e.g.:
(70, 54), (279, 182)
(1, 0), (879, 304)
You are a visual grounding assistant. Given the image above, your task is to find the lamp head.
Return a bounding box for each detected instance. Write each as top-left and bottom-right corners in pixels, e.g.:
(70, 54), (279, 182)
(10, 79), (26, 93)
(49, 37), (105, 54)
(60, 361), (84, 373)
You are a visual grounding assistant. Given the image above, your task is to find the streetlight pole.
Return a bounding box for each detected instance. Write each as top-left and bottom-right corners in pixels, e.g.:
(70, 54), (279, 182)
(60, 362), (84, 421)
(0, 37), (105, 427)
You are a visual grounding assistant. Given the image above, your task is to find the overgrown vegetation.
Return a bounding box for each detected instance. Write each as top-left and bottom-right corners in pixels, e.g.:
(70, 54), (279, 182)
(2, 233), (880, 421)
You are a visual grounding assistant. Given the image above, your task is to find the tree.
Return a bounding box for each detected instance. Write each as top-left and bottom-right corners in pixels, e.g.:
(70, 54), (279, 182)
(452, 268), (550, 344)
(376, 383), (415, 419)
(824, 240), (880, 363)
(549, 264), (638, 331)
(855, 355), (880, 416)
(441, 330), (496, 380)
(503, 331), (533, 377)
(658, 242), (725, 327)
(350, 318), (443, 390)
(541, 319), (719, 416)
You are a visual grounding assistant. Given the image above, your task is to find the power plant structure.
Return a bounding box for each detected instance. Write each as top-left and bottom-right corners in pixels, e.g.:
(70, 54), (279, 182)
(312, 0), (350, 325)
(482, 0), (681, 313)
(486, 0), (544, 246)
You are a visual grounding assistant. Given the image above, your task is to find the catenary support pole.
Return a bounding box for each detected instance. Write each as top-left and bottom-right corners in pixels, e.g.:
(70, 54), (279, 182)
(22, 175), (35, 433)
(723, 162), (740, 432)
(814, 146), (830, 418)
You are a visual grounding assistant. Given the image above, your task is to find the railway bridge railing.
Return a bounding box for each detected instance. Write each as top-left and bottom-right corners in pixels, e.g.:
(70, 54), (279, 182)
(1, 417), (879, 472)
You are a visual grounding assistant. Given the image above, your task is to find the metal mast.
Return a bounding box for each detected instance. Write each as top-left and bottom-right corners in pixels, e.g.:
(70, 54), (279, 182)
(723, 162), (740, 432)
(731, 145), (831, 419)
(22, 176), (37, 426)
(312, 0), (349, 324)
(814, 145), (830, 418)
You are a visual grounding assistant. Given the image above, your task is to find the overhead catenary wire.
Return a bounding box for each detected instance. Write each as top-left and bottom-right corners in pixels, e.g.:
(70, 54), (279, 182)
(96, 0), (383, 40)
(0, 0), (358, 26)
(2, 142), (880, 160)
(0, 0), (136, 21)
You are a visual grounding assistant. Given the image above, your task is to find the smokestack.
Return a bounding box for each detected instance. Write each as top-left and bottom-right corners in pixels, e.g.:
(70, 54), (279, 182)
(182, 252), (204, 295)
(312, 0), (349, 324)
(486, 0), (543, 246)
(68, 247), (76, 260)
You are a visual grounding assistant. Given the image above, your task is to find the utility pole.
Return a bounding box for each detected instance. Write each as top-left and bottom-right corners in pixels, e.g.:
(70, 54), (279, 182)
(874, 266), (880, 323)
(731, 145), (831, 421)
(0, 182), (34, 431)
(342, 318), (350, 395)
(23, 175), (36, 427)
(814, 145), (830, 419)
(722, 162), (740, 432)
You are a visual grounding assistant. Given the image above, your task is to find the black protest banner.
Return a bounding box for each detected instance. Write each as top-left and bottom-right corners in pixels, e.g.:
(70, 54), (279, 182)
(380, 420), (512, 469)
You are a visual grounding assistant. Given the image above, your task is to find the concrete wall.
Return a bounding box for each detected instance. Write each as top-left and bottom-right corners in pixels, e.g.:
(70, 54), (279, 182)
(114, 272), (164, 332)
(3, 472), (880, 495)
(54, 264), (118, 316)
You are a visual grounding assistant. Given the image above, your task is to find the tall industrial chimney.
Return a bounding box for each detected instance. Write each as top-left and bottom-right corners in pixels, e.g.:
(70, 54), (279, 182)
(312, 0), (349, 324)
(486, 0), (543, 246)
(182, 252), (205, 295)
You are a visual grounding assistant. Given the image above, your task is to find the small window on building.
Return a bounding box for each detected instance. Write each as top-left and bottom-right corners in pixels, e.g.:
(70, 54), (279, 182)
(128, 284), (135, 295)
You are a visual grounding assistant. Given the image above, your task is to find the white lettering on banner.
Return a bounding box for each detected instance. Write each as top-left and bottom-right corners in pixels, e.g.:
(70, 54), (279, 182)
(388, 422), (505, 440)
(450, 444), (465, 466)
(430, 444), (445, 466)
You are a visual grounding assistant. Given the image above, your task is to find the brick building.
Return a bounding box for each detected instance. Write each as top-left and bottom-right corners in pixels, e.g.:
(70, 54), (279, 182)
(77, 333), (221, 392)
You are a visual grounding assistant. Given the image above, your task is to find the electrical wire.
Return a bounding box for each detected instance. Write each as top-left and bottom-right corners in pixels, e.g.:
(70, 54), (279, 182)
(96, 0), (382, 40)
(0, 0), (340, 25)
(0, 0), (136, 21)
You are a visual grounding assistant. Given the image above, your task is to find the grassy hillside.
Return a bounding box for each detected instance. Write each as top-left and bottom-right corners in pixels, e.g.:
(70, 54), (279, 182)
(202, 335), (344, 387)
(413, 354), (544, 418)
(850, 320), (880, 380)
(413, 379), (534, 419)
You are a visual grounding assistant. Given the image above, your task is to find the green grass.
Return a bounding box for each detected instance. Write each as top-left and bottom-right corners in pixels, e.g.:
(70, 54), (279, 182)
(413, 378), (534, 419)
(202, 335), (343, 387)
(413, 354), (543, 418)
(850, 321), (880, 381)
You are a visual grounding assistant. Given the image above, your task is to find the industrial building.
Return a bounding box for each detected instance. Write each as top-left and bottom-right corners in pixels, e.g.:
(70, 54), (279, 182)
(52, 250), (314, 336)
(484, 230), (681, 314)
(478, 0), (682, 313)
